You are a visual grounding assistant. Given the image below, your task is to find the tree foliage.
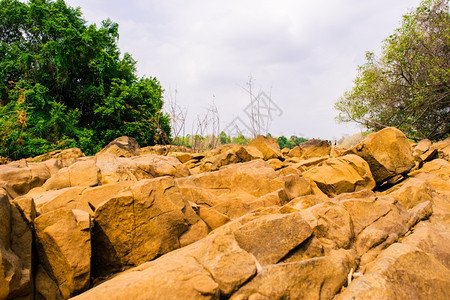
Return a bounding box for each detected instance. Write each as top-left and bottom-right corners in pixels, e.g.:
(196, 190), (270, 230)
(335, 0), (449, 141)
(0, 0), (170, 159)
(276, 135), (308, 149)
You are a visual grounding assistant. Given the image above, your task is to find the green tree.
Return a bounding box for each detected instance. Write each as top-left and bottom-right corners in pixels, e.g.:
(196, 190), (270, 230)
(335, 0), (449, 141)
(219, 131), (231, 145)
(0, 0), (170, 159)
(276, 136), (293, 149)
(289, 135), (308, 146)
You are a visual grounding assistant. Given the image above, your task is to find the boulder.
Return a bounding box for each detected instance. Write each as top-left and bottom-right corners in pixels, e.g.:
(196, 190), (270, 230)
(176, 160), (286, 207)
(0, 161), (51, 197)
(8, 197), (36, 298)
(337, 243), (450, 300)
(247, 136), (282, 160)
(199, 145), (263, 172)
(35, 264), (63, 300)
(168, 152), (197, 164)
(345, 127), (415, 183)
(279, 194), (329, 212)
(92, 176), (207, 276)
(29, 147), (84, 163)
(338, 196), (393, 236)
(198, 206), (231, 230)
(233, 213), (312, 265)
(402, 221), (450, 269)
(211, 188), (289, 219)
(34, 208), (91, 299)
(0, 189), (22, 299)
(231, 249), (357, 300)
(194, 232), (257, 295)
(431, 136), (450, 161)
(71, 243), (221, 300)
(33, 186), (86, 215)
(290, 156), (328, 172)
(387, 177), (434, 209)
(266, 158), (283, 170)
(96, 153), (190, 184)
(42, 159), (99, 190)
(288, 139), (331, 159)
(302, 154), (376, 197)
(303, 202), (354, 251)
(96, 136), (141, 158)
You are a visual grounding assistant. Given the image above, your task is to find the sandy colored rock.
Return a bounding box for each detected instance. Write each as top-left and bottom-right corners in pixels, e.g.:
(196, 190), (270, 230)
(34, 208), (91, 298)
(72, 244), (220, 300)
(96, 153), (189, 184)
(232, 249), (357, 300)
(198, 206), (231, 230)
(168, 151), (197, 163)
(431, 136), (450, 161)
(339, 196), (393, 235)
(212, 188), (289, 219)
(33, 186), (86, 214)
(233, 213), (312, 265)
(409, 158), (450, 180)
(412, 139), (432, 157)
(303, 154), (375, 197)
(338, 243), (450, 300)
(30, 147), (84, 163)
(248, 135), (282, 160)
(8, 197), (36, 298)
(345, 127), (415, 183)
(266, 158), (283, 170)
(282, 173), (313, 199)
(290, 156), (328, 172)
(0, 160), (51, 197)
(194, 232), (257, 295)
(96, 136), (141, 157)
(200, 145), (263, 172)
(388, 177), (434, 209)
(42, 159), (99, 190)
(288, 139), (331, 160)
(0, 189), (22, 299)
(402, 221), (450, 269)
(279, 194), (329, 212)
(93, 177), (206, 276)
(35, 264), (63, 300)
(303, 202), (354, 251)
(276, 166), (301, 176)
(176, 160), (286, 207)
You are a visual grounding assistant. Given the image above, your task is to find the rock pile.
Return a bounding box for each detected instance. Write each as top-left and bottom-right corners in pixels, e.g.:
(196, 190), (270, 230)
(0, 128), (449, 299)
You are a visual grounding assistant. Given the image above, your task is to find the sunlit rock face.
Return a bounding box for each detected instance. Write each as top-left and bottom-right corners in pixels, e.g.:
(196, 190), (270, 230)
(0, 128), (449, 300)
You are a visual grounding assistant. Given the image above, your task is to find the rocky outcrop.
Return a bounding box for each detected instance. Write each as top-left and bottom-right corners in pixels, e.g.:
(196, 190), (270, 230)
(345, 127), (415, 183)
(302, 154), (375, 197)
(35, 208), (91, 299)
(96, 136), (141, 157)
(0, 128), (449, 300)
(247, 135), (282, 160)
(92, 176), (208, 276)
(288, 139), (331, 160)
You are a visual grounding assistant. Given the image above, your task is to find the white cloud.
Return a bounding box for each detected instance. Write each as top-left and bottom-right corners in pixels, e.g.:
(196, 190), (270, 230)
(65, 0), (423, 139)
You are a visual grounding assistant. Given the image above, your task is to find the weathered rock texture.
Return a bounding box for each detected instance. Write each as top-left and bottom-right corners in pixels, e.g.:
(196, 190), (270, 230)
(0, 128), (448, 300)
(345, 127), (415, 183)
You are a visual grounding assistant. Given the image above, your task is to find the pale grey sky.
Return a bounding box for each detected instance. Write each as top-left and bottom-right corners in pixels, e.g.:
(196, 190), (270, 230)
(64, 0), (423, 140)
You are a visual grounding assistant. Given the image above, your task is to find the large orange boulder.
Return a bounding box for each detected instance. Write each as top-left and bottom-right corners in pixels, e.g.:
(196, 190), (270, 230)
(302, 154), (376, 197)
(34, 208), (91, 299)
(92, 176), (208, 276)
(248, 135), (282, 160)
(345, 127), (415, 183)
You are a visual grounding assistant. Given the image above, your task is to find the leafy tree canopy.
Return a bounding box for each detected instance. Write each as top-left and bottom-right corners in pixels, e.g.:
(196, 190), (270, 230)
(0, 0), (170, 159)
(335, 0), (449, 141)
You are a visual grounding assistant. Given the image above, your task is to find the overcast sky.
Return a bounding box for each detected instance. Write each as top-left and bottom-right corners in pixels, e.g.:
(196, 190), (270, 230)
(64, 0), (422, 140)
